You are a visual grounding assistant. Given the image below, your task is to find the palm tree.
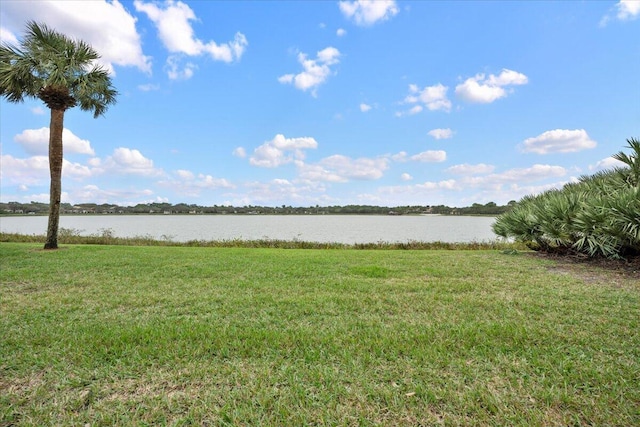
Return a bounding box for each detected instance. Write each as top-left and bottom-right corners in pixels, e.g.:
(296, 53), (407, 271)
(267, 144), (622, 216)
(1, 21), (117, 249)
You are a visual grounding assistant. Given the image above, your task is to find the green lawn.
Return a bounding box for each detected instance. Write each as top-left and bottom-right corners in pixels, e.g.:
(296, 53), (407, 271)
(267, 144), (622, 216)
(1, 243), (638, 426)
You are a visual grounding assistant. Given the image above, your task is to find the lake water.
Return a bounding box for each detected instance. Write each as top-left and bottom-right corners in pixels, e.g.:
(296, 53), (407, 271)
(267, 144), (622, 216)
(0, 215), (499, 244)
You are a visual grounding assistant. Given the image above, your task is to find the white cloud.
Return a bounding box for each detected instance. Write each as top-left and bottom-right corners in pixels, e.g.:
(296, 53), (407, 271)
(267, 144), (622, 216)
(455, 69), (528, 103)
(339, 0), (399, 26)
(0, 27), (19, 45)
(0, 154), (49, 185)
(7, 184), (159, 206)
(14, 127), (95, 156)
(30, 106), (45, 115)
(617, 0), (640, 20)
(371, 163), (572, 206)
(250, 134), (318, 168)
(521, 129), (597, 154)
(360, 103), (372, 112)
(62, 159), (93, 179)
(175, 169), (195, 180)
(408, 105), (424, 115)
(298, 155), (389, 182)
(68, 185), (156, 205)
(428, 128), (453, 140)
(446, 163), (495, 175)
(235, 179), (330, 206)
(134, 0), (247, 69)
(279, 47), (341, 96)
(166, 56), (197, 80)
(337, 28), (347, 37)
(411, 150), (447, 163)
(390, 151), (408, 161)
(1, 0), (151, 75)
(23, 191), (70, 204)
(101, 147), (163, 177)
(400, 83), (451, 114)
(159, 170), (234, 197)
(603, 0), (640, 24)
(589, 157), (626, 171)
(378, 179), (460, 196)
(0, 153), (93, 185)
(233, 147), (247, 158)
(463, 164), (567, 188)
(393, 150), (447, 163)
(138, 83), (160, 92)
(401, 173), (413, 181)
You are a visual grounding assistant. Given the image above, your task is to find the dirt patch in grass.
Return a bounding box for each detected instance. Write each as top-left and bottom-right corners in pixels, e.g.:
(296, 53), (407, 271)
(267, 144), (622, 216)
(532, 252), (640, 288)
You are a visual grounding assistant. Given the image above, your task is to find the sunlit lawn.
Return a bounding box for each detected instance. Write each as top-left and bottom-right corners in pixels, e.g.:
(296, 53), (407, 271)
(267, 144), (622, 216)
(1, 243), (638, 426)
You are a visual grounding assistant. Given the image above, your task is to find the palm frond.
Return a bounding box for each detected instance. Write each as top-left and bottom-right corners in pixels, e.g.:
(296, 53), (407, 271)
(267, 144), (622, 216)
(0, 21), (116, 115)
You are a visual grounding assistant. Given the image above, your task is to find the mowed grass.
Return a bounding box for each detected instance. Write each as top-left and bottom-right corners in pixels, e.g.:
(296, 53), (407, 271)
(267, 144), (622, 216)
(1, 243), (638, 426)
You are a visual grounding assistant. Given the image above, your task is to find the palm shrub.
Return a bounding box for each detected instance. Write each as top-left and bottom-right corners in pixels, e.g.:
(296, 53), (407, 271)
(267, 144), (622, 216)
(491, 194), (544, 250)
(533, 189), (582, 253)
(493, 138), (640, 258)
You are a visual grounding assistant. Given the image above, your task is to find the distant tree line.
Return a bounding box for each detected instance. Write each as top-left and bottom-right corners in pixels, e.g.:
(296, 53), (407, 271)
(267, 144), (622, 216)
(1, 201), (515, 216)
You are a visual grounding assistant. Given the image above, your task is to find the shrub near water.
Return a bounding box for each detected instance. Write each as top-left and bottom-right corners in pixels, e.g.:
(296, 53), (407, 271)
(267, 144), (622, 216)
(493, 138), (640, 259)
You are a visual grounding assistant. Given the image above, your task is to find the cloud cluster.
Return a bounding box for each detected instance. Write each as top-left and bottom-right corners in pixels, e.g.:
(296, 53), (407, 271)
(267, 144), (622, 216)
(298, 155), (389, 182)
(70, 185), (157, 205)
(601, 0), (640, 25)
(233, 179), (330, 207)
(521, 129), (597, 154)
(446, 163), (495, 175)
(14, 128), (95, 156)
(392, 151), (447, 163)
(249, 134), (318, 168)
(1, 154), (50, 186)
(455, 69), (528, 104)
(376, 163), (568, 205)
(398, 68), (527, 115)
(339, 0), (399, 26)
(134, 0), (247, 80)
(616, 0), (640, 20)
(428, 128), (454, 140)
(401, 84), (451, 114)
(0, 0), (151, 75)
(589, 157), (626, 171)
(0, 27), (18, 45)
(279, 47), (341, 96)
(160, 170), (234, 197)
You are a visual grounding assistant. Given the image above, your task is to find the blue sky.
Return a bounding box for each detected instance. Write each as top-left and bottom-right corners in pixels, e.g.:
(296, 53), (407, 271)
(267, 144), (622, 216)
(1, 0), (638, 207)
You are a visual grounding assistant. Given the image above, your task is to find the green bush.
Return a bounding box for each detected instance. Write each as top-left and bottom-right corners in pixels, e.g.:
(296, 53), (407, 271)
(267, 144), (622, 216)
(493, 138), (640, 259)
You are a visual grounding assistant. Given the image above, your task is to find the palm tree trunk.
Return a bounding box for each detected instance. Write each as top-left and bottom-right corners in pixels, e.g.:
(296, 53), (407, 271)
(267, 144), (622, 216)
(44, 108), (65, 249)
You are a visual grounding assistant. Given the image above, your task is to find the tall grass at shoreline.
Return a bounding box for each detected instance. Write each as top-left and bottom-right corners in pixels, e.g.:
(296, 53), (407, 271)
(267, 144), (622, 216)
(0, 228), (521, 250)
(1, 242), (638, 426)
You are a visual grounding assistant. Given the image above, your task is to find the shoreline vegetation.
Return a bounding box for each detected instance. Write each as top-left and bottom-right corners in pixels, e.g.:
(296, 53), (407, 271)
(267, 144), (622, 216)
(1, 243), (638, 425)
(0, 229), (519, 251)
